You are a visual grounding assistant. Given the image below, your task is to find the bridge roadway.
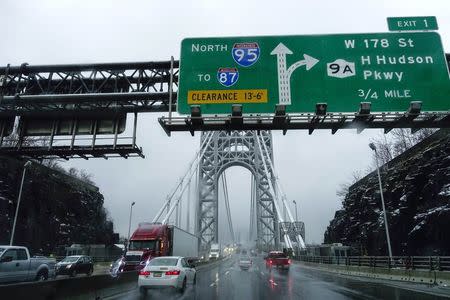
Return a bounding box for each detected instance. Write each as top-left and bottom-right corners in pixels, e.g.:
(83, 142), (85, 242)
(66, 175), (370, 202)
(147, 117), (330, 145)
(108, 254), (449, 300)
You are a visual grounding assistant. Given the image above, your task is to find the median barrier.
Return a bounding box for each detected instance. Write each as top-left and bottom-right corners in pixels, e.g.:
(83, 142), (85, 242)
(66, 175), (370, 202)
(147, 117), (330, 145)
(0, 270), (138, 300)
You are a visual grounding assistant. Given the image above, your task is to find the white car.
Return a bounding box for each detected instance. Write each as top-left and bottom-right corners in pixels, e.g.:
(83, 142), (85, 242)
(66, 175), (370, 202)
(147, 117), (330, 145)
(238, 256), (252, 270)
(138, 256), (196, 295)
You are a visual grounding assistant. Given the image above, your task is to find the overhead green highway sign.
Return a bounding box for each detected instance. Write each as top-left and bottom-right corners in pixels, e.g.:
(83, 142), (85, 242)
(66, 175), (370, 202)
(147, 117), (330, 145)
(387, 16), (438, 31)
(178, 32), (450, 115)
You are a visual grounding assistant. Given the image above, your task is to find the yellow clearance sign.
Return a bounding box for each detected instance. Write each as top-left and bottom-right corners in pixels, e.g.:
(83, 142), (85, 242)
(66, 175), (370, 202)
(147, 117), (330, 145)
(187, 89), (268, 104)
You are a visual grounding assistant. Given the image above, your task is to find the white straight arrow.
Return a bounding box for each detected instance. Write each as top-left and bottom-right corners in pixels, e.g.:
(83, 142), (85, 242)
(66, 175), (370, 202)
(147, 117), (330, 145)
(271, 43), (293, 105)
(271, 43), (319, 105)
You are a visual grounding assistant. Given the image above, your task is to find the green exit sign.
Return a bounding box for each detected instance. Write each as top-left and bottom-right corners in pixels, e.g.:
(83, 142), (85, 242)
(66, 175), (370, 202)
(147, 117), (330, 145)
(178, 32), (450, 115)
(387, 16), (438, 31)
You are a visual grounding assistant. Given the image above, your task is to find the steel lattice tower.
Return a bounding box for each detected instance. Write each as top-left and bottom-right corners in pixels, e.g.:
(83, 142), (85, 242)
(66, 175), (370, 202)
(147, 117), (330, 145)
(196, 130), (279, 251)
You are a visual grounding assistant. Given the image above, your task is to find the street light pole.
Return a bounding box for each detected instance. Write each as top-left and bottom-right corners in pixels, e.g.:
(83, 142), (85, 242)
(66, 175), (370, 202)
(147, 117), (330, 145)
(10, 161), (32, 246)
(127, 201), (136, 248)
(292, 200), (298, 222)
(369, 143), (393, 260)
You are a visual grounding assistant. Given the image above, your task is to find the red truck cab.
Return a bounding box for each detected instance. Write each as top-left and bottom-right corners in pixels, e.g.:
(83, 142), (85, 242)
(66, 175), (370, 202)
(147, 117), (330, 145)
(264, 251), (291, 270)
(120, 223), (171, 272)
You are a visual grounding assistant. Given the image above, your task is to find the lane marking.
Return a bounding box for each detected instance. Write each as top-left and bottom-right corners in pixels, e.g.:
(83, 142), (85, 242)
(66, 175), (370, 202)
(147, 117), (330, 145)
(210, 282), (215, 287)
(261, 271), (265, 276)
(225, 270), (230, 275)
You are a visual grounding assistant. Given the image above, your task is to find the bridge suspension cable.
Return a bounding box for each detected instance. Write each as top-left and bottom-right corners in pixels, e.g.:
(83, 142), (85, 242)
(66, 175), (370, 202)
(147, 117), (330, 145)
(152, 131), (213, 224)
(159, 132), (215, 225)
(255, 133), (293, 249)
(221, 171), (235, 243)
(249, 175), (255, 242)
(258, 134), (306, 248)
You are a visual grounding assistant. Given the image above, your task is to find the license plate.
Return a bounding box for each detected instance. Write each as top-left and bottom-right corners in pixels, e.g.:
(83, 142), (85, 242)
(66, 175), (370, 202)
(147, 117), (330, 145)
(153, 272), (162, 277)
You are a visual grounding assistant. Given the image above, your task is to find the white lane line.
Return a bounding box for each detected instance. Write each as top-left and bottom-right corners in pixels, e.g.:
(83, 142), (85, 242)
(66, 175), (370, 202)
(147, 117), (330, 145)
(225, 270), (230, 275)
(260, 271), (265, 276)
(210, 282), (215, 287)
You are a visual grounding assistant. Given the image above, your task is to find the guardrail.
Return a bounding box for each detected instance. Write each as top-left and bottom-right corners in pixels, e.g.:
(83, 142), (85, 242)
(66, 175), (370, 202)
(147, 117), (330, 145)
(295, 256), (450, 272)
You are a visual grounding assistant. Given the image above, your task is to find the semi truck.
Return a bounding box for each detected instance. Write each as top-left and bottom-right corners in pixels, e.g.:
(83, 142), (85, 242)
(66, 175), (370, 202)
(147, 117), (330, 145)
(119, 223), (198, 272)
(209, 243), (221, 260)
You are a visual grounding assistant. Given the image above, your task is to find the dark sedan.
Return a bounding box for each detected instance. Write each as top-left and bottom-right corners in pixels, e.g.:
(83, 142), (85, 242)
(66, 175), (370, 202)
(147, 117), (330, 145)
(56, 255), (93, 277)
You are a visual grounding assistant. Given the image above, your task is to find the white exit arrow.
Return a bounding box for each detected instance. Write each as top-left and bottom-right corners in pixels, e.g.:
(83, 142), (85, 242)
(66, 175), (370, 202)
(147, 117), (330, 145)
(271, 43), (319, 105)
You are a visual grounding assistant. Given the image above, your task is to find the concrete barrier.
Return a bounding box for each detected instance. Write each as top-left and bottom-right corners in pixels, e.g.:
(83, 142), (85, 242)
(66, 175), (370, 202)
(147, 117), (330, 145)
(0, 271), (138, 300)
(296, 261), (450, 286)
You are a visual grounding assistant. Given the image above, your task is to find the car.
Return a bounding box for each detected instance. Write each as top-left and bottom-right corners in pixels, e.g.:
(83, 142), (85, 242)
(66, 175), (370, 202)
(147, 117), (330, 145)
(264, 251), (290, 270)
(238, 255), (252, 270)
(55, 255), (93, 277)
(138, 256), (196, 295)
(109, 258), (124, 277)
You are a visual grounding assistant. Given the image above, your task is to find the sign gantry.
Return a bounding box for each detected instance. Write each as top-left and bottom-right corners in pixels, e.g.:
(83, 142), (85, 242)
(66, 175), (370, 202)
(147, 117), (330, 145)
(161, 29), (450, 135)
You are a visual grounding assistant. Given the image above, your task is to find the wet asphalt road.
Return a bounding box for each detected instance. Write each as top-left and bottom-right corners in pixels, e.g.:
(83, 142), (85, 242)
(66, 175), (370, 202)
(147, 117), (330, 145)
(109, 254), (450, 300)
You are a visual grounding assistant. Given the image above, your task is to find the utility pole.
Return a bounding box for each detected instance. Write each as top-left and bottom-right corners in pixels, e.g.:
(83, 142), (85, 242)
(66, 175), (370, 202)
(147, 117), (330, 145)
(10, 161), (32, 245)
(292, 200), (298, 222)
(127, 201), (136, 248)
(369, 143), (393, 260)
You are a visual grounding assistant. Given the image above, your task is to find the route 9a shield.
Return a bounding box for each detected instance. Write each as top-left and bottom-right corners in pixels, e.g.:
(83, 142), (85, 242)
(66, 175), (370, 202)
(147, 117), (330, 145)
(232, 43), (260, 67)
(217, 67), (239, 87)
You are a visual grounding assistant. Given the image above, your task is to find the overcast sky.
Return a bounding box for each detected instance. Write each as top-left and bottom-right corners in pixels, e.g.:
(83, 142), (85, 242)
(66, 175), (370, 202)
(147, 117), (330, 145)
(1, 0), (449, 244)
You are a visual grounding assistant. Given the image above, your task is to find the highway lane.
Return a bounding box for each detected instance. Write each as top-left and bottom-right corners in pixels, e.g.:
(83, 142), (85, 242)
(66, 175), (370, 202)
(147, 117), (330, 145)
(108, 254), (450, 300)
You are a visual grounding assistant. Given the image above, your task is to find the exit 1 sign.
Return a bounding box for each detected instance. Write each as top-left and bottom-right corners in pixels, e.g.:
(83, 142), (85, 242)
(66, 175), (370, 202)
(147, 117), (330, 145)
(387, 16), (438, 31)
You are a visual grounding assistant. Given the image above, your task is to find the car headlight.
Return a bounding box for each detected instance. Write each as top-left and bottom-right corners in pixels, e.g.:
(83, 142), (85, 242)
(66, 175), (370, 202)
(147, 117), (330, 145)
(66, 264), (72, 269)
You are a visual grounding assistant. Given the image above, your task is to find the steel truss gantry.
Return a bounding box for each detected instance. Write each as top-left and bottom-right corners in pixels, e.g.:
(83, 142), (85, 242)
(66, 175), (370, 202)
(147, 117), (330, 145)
(196, 130), (279, 251)
(0, 61), (178, 116)
(0, 60), (178, 158)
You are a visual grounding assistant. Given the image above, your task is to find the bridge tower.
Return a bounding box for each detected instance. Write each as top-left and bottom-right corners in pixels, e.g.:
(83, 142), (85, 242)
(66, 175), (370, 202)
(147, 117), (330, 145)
(196, 130), (279, 251)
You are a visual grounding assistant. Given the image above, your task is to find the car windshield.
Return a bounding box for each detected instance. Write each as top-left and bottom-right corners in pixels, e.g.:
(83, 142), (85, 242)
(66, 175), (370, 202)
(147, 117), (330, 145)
(269, 252), (287, 258)
(148, 258), (178, 266)
(240, 256), (250, 261)
(60, 256), (80, 263)
(129, 240), (157, 251)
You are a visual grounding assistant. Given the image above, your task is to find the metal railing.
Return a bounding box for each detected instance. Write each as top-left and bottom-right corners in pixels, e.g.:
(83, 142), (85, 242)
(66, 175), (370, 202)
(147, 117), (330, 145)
(295, 255), (450, 272)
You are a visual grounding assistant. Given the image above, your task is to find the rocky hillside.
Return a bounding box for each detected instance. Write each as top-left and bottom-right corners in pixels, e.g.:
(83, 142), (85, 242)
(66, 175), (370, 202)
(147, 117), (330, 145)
(0, 156), (116, 255)
(324, 130), (450, 256)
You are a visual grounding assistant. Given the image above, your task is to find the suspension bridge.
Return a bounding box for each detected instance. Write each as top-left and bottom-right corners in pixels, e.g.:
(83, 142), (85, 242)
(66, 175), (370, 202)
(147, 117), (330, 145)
(150, 130), (305, 252)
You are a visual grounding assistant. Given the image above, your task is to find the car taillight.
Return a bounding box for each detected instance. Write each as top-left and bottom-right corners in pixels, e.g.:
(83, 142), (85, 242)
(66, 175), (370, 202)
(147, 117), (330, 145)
(139, 270), (151, 276)
(165, 270), (181, 276)
(269, 260), (272, 264)
(288, 259), (291, 264)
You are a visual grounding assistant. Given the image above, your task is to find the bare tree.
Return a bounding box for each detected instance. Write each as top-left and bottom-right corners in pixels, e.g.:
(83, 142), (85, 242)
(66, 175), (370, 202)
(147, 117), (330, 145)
(336, 170), (364, 199)
(78, 169), (94, 185)
(338, 128), (437, 200)
(370, 128), (437, 165)
(68, 167), (78, 177)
